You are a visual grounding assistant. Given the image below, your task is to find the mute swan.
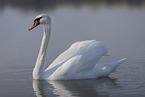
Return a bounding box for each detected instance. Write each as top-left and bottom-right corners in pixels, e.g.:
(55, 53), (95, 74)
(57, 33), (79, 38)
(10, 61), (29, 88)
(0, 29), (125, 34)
(28, 14), (126, 80)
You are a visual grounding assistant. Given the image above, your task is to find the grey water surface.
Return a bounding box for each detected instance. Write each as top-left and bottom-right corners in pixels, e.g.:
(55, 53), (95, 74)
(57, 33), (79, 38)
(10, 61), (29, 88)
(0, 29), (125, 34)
(0, 0), (145, 97)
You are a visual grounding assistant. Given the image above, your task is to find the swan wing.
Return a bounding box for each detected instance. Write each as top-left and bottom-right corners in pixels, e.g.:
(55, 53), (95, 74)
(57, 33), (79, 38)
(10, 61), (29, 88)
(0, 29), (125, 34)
(48, 40), (107, 68)
(47, 41), (80, 69)
(44, 40), (108, 80)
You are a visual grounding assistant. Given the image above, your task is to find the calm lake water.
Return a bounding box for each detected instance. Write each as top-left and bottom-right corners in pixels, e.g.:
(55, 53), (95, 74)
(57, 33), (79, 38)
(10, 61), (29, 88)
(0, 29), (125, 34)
(0, 0), (145, 97)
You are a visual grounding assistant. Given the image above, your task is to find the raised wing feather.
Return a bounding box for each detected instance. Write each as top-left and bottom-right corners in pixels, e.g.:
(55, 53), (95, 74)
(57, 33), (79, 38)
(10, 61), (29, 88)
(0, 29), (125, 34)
(44, 40), (108, 80)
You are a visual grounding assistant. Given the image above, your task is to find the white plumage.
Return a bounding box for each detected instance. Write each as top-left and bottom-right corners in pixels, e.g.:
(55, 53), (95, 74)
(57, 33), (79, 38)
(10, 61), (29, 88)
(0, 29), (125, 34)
(28, 14), (126, 80)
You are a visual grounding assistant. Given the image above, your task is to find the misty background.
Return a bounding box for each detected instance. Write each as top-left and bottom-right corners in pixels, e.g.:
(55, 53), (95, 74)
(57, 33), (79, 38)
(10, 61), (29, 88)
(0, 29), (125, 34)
(0, 0), (145, 97)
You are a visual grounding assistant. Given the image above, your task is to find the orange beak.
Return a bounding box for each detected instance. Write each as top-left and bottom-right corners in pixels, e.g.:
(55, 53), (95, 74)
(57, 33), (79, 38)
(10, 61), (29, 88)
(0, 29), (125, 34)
(28, 20), (39, 31)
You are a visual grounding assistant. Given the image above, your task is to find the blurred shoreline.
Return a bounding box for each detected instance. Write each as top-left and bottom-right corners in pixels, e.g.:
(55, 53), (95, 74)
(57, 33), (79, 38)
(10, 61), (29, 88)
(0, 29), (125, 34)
(0, 0), (145, 11)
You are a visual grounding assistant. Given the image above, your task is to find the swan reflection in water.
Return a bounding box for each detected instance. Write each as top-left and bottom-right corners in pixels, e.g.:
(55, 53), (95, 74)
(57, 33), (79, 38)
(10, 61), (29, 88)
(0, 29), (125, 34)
(33, 77), (119, 97)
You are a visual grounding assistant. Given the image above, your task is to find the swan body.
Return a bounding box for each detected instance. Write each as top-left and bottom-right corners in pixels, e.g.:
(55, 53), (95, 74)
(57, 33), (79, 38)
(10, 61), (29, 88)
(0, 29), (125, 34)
(28, 14), (126, 80)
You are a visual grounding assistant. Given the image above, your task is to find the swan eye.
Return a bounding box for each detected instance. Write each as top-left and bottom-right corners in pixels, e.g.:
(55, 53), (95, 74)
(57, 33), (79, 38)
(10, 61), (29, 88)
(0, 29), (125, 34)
(34, 17), (42, 24)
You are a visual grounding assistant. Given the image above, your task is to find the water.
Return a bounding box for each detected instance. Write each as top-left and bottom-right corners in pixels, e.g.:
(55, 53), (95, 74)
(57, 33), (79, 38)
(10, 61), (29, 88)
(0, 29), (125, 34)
(0, 0), (145, 97)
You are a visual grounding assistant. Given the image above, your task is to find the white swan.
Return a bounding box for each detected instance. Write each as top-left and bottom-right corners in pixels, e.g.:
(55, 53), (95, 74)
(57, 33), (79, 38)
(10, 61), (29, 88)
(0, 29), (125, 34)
(28, 14), (126, 80)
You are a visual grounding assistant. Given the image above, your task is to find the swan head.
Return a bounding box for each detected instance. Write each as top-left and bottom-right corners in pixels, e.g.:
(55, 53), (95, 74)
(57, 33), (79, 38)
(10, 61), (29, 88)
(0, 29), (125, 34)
(28, 14), (51, 31)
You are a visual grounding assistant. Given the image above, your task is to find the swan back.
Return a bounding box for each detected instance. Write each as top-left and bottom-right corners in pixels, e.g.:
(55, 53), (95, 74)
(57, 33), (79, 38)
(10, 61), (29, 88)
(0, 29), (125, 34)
(44, 40), (108, 80)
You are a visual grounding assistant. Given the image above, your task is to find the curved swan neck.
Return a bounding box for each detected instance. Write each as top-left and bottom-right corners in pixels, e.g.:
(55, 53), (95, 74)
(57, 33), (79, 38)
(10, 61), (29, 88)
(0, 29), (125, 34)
(33, 23), (51, 79)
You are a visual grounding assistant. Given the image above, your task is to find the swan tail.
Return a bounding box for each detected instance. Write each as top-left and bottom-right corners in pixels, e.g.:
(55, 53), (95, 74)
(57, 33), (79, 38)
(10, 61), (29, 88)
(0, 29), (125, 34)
(93, 58), (126, 77)
(116, 58), (127, 65)
(104, 58), (127, 68)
